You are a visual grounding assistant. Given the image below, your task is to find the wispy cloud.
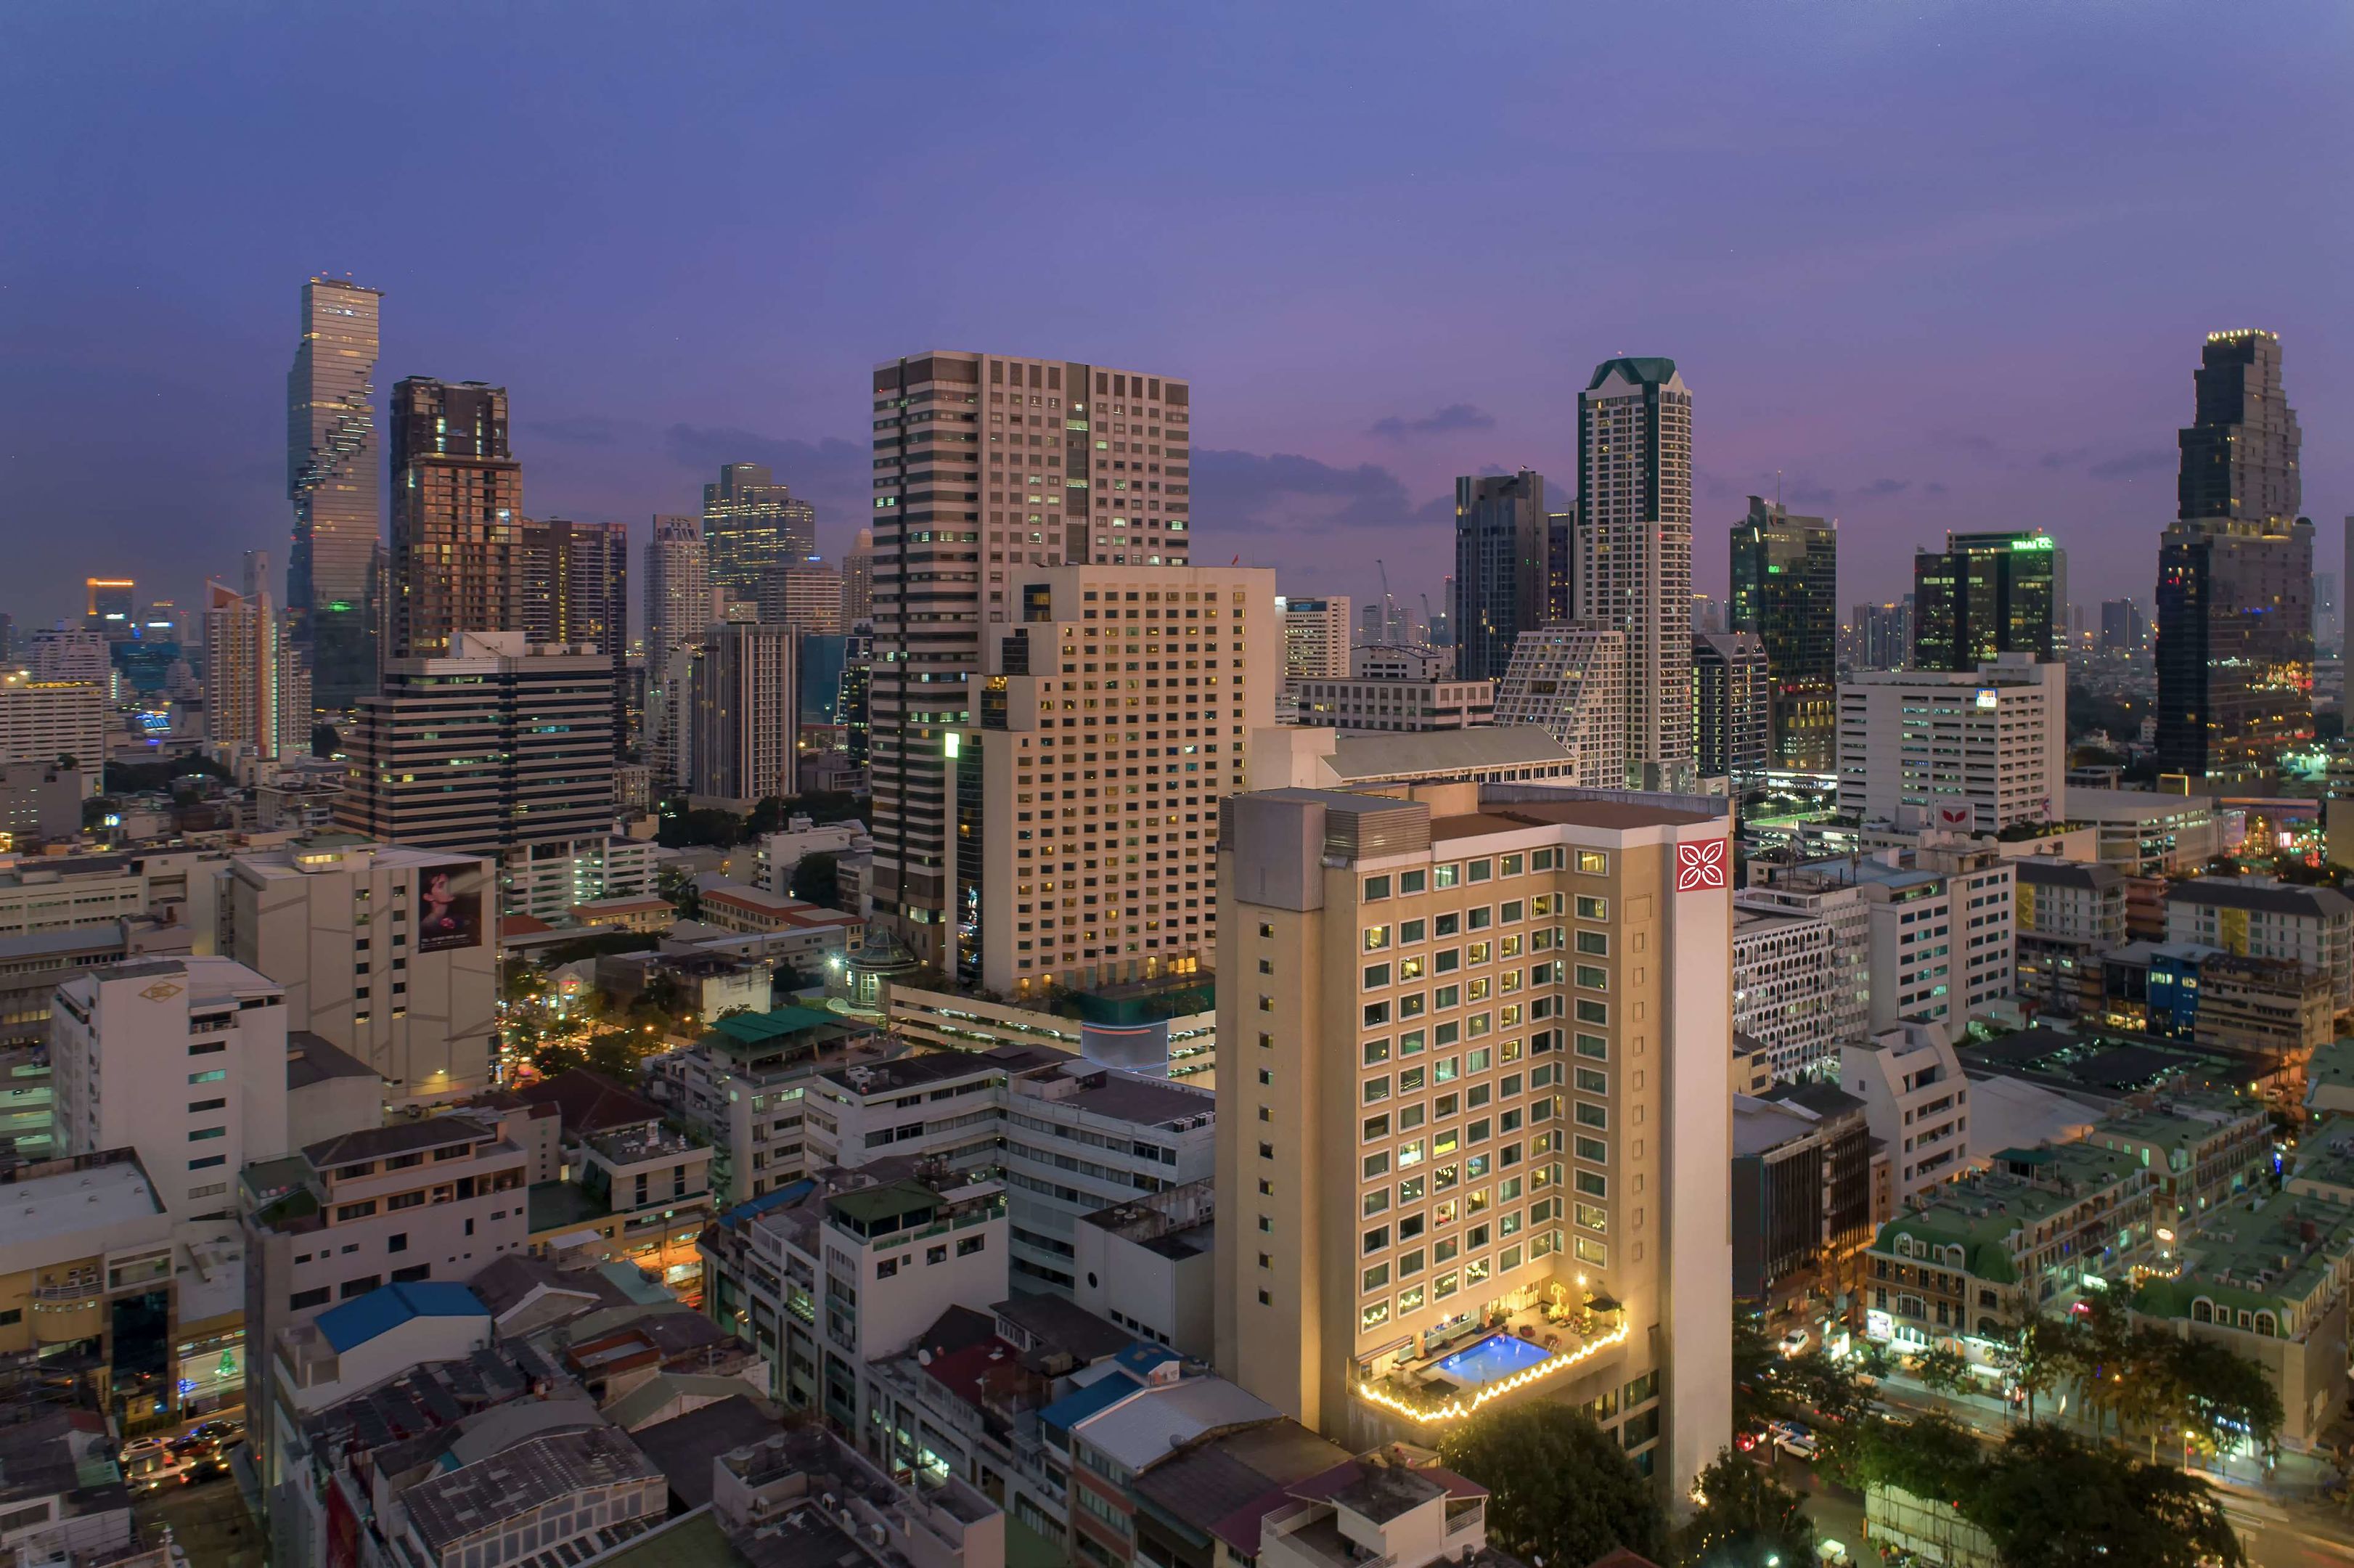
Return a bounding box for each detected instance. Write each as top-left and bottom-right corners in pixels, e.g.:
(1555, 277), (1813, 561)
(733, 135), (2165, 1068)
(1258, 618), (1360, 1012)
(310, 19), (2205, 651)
(522, 415), (628, 448)
(1368, 403), (1497, 441)
(2089, 449), (2172, 481)
(1860, 478), (1911, 497)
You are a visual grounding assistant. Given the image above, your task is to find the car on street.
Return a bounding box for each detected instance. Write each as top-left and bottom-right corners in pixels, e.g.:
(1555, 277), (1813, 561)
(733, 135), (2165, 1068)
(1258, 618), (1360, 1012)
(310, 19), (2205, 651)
(1776, 1328), (1810, 1357)
(177, 1459), (229, 1487)
(1773, 1424), (1820, 1460)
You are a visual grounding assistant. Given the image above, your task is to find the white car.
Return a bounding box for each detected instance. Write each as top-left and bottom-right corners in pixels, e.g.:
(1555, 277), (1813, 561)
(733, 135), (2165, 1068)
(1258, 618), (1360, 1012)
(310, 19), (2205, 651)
(1775, 1328), (1810, 1358)
(1774, 1426), (1820, 1461)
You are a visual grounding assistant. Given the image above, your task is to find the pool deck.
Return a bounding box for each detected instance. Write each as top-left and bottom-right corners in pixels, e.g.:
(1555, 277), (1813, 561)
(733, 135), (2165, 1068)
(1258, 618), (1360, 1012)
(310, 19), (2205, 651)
(1357, 1299), (1629, 1422)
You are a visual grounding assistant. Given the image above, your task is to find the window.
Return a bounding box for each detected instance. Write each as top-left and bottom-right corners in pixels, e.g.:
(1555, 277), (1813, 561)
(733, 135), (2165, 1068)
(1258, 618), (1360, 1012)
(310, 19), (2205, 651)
(288, 1287), (330, 1310)
(1399, 870), (1426, 894)
(957, 1236), (986, 1256)
(1574, 1135), (1608, 1162)
(1576, 930), (1609, 955)
(1363, 924), (1391, 952)
(187, 1069), (226, 1085)
(1577, 851), (1609, 874)
(1576, 896), (1608, 920)
(338, 1275), (382, 1299)
(1363, 1038), (1391, 1065)
(1575, 1033), (1608, 1059)
(1434, 864), (1460, 889)
(1363, 875), (1391, 901)
(1576, 1169), (1607, 1197)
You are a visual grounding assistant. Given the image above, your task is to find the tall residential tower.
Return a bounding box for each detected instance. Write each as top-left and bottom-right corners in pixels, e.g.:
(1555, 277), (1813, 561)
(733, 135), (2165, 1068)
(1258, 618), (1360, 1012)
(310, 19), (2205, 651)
(867, 351), (1193, 970)
(1452, 470), (1548, 682)
(286, 277), (383, 712)
(388, 379), (524, 659)
(1577, 359), (1693, 789)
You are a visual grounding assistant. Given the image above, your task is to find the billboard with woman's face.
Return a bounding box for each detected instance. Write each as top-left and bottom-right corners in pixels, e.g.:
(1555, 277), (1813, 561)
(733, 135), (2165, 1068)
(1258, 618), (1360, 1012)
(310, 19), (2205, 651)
(414, 860), (485, 952)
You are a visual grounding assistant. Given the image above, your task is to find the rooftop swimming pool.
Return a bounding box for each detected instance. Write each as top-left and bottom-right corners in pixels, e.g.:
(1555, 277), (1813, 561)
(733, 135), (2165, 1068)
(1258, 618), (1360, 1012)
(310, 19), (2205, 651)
(1431, 1331), (1552, 1386)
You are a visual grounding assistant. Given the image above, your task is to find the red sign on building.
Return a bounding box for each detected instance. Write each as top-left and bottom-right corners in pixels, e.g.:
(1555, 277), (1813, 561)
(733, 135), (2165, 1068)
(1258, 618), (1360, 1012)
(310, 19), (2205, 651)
(1675, 840), (1728, 892)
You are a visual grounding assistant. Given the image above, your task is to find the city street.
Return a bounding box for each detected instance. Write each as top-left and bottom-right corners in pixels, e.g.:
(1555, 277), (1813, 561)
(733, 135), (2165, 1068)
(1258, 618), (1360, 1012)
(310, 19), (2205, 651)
(131, 1471), (261, 1568)
(1813, 1368), (2354, 1566)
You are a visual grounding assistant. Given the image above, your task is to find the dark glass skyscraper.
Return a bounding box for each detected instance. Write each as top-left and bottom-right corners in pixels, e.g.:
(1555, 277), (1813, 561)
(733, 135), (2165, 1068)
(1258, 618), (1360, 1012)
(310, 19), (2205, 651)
(1729, 496), (1838, 771)
(389, 379), (525, 660)
(287, 277), (383, 713)
(1910, 531), (2059, 671)
(1452, 469), (1548, 681)
(2179, 331), (2300, 524)
(2157, 331), (2310, 781)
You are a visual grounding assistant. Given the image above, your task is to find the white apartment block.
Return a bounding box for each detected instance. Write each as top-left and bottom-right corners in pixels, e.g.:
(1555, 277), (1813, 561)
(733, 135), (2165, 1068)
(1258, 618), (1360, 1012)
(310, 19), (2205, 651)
(26, 630), (111, 687)
(1760, 847), (2015, 1047)
(799, 1043), (1217, 1297)
(976, 563), (1275, 997)
(1490, 624), (1628, 788)
(2165, 878), (2354, 1012)
(2064, 786), (2226, 876)
(1280, 596), (1352, 679)
(0, 674), (104, 794)
(1841, 1024), (1970, 1209)
(1576, 359), (1693, 789)
(1291, 676), (1493, 733)
(1731, 889), (1871, 1080)
(502, 835), (660, 926)
(0, 856), (152, 936)
(52, 956), (292, 1221)
(191, 838), (499, 1098)
(1837, 654), (2067, 833)
(1353, 644), (1451, 681)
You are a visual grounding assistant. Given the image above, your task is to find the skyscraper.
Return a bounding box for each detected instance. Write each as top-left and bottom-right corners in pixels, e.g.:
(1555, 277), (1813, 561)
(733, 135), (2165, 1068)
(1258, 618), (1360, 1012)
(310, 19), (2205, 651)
(703, 463), (817, 599)
(520, 517), (629, 752)
(1451, 469), (1548, 682)
(1280, 595), (1352, 679)
(1577, 358), (1694, 788)
(644, 515), (708, 791)
(2098, 598), (2149, 657)
(2157, 332), (2312, 782)
(388, 378), (525, 659)
(688, 622), (798, 808)
(841, 525), (875, 626)
(1692, 629), (1770, 783)
(203, 579), (308, 764)
(1910, 531), (2059, 671)
(286, 277), (383, 712)
(757, 563), (844, 634)
(1730, 496), (1838, 772)
(337, 631), (616, 897)
(867, 350), (1193, 969)
(1545, 506), (1578, 624)
(973, 563), (1271, 995)
(2180, 331), (2301, 525)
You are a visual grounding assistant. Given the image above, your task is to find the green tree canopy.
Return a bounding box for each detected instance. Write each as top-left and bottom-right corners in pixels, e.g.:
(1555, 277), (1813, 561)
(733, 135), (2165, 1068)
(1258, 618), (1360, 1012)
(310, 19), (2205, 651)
(1971, 1425), (2245, 1568)
(790, 850), (841, 908)
(1434, 1404), (1667, 1567)
(1910, 1345), (1974, 1398)
(1674, 1447), (1813, 1568)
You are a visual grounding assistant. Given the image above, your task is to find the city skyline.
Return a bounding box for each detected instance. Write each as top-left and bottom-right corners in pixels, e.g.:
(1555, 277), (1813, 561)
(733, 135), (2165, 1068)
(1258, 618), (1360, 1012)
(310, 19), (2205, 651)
(4, 6), (2347, 631)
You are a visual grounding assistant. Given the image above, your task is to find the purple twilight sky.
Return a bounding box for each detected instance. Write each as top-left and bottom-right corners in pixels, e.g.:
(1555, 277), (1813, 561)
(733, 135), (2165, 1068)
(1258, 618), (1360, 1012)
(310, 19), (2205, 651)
(3, 2), (2349, 636)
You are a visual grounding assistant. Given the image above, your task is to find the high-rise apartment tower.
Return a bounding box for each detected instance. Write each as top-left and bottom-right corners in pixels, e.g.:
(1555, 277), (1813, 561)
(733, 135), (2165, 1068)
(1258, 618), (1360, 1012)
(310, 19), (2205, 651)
(1577, 359), (1693, 789)
(867, 351), (1193, 968)
(1452, 470), (1548, 682)
(388, 379), (525, 660)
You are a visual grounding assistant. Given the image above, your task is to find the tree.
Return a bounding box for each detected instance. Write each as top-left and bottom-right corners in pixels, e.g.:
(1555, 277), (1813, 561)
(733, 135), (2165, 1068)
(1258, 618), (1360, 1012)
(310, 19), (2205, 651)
(1910, 1345), (1974, 1399)
(1675, 1447), (1813, 1568)
(1730, 1316), (1774, 1429)
(310, 722), (339, 759)
(2007, 1312), (2075, 1426)
(1854, 1411), (1985, 1506)
(2163, 1331), (2284, 1462)
(1435, 1404), (1667, 1568)
(655, 804), (744, 849)
(582, 1032), (643, 1082)
(791, 850), (841, 909)
(1970, 1424), (2245, 1568)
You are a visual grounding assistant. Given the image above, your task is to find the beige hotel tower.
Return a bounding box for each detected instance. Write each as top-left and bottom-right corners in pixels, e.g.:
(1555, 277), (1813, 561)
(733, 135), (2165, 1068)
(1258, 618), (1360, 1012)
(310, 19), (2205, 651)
(1215, 783), (1733, 1495)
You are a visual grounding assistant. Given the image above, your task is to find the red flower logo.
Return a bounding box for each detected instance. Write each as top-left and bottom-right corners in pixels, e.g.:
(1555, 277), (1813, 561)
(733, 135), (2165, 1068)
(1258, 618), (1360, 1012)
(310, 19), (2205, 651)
(1675, 840), (1727, 892)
